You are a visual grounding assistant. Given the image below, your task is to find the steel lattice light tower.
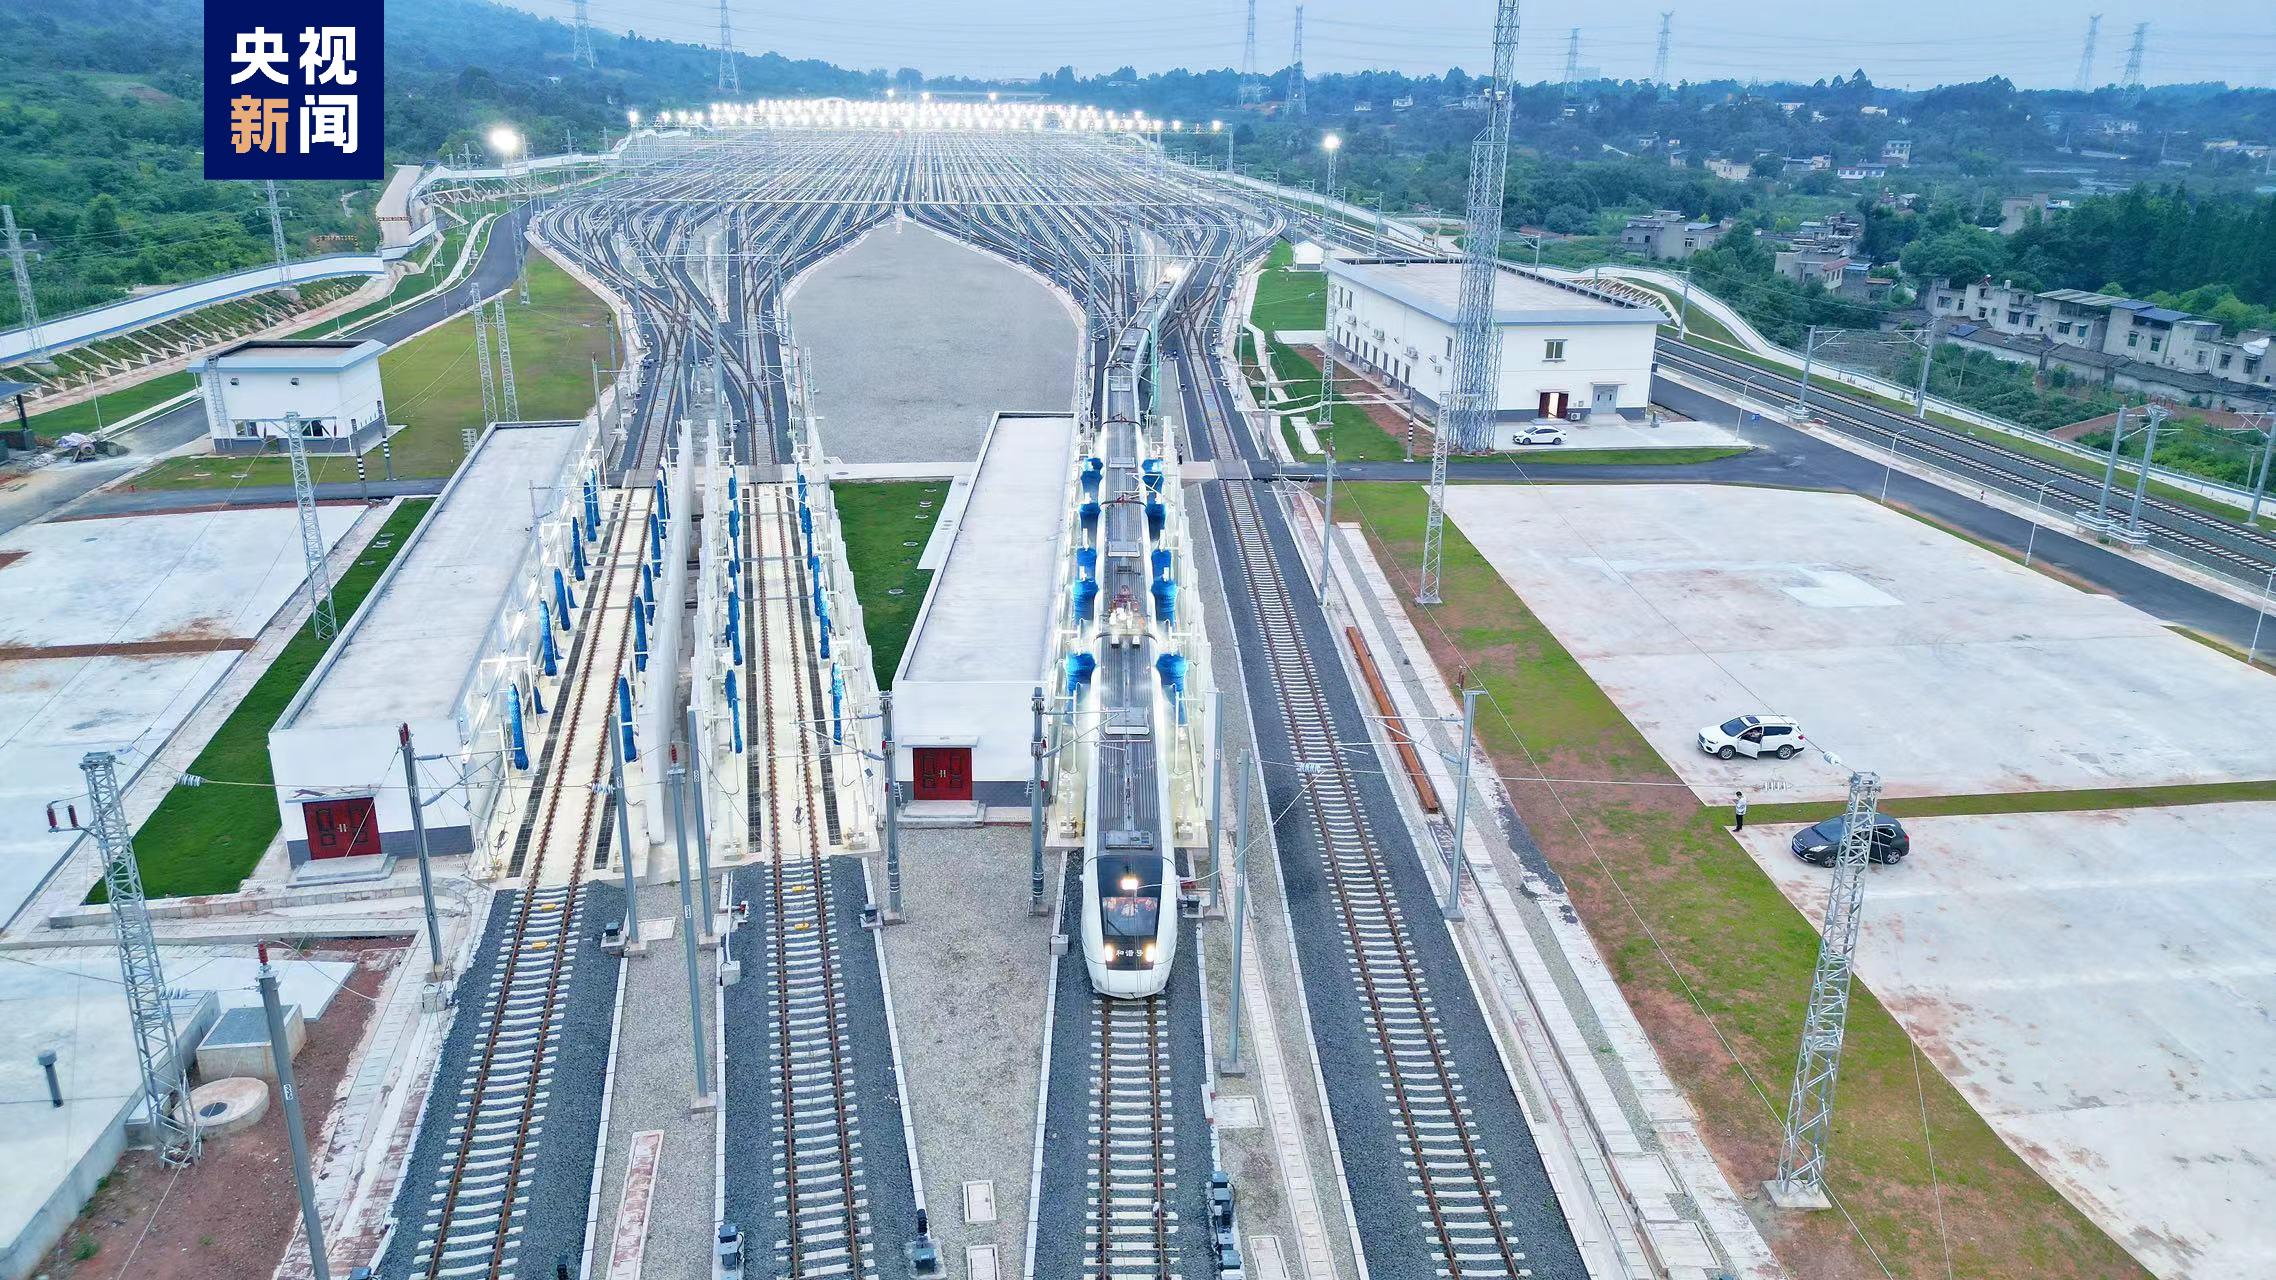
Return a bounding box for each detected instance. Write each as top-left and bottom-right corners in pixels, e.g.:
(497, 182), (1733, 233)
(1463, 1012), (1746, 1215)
(81, 751), (201, 1166)
(717, 0), (740, 95)
(1767, 769), (1884, 1209)
(571, 0), (598, 68)
(264, 180), (291, 286)
(471, 286), (499, 426)
(1419, 0), (1521, 606)
(281, 414), (339, 638)
(1287, 4), (1306, 116)
(3, 205), (46, 361)
(493, 296), (522, 420)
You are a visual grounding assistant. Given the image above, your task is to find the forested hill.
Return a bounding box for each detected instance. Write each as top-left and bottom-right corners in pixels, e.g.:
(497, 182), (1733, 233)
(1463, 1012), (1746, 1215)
(0, 0), (877, 323)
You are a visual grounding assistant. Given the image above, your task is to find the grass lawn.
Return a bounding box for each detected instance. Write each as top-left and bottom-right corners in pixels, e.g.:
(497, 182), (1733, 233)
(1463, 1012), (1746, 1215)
(103, 499), (433, 901)
(128, 251), (615, 492)
(19, 372), (197, 438)
(1337, 478), (2151, 1280)
(1731, 778), (2276, 827)
(834, 480), (949, 688)
(1250, 239), (1326, 333)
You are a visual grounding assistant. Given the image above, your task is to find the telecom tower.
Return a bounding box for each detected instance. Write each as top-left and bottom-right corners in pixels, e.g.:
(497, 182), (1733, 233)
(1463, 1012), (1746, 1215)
(2074, 14), (2101, 93)
(282, 414), (338, 639)
(471, 287), (499, 426)
(1418, 0), (1520, 605)
(1767, 769), (1884, 1208)
(1653, 13), (1673, 87)
(571, 0), (597, 68)
(1288, 4), (1306, 116)
(2122, 21), (2146, 90)
(80, 751), (201, 1167)
(1562, 27), (1581, 91)
(716, 0), (740, 95)
(2, 205), (45, 362)
(1240, 0), (1262, 103)
(263, 181), (290, 287)
(493, 296), (522, 420)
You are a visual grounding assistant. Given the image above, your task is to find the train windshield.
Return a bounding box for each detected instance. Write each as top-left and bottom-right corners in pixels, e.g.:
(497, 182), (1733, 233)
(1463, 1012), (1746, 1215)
(1096, 855), (1162, 940)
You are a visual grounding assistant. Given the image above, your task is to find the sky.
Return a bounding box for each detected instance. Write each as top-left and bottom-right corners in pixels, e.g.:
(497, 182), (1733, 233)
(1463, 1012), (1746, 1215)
(519, 0), (2276, 91)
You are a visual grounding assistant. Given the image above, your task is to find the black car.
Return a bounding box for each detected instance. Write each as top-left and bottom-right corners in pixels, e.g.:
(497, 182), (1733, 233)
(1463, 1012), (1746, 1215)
(1789, 814), (1909, 867)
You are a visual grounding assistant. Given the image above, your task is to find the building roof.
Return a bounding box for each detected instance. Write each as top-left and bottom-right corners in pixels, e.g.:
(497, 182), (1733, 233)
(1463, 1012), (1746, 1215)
(2040, 288), (2126, 308)
(898, 412), (1075, 685)
(197, 339), (383, 374)
(280, 421), (583, 732)
(0, 380), (34, 402)
(1325, 256), (1654, 327)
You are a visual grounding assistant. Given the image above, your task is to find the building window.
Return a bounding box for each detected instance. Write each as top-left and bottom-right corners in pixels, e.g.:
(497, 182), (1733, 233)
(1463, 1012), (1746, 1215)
(2222, 354), (2234, 370)
(1445, 336), (1455, 359)
(2150, 336), (2162, 353)
(2127, 333), (2139, 348)
(1544, 338), (1567, 361)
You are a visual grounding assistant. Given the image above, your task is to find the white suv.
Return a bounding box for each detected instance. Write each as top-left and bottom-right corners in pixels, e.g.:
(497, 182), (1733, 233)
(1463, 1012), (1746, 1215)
(1698, 714), (1806, 760)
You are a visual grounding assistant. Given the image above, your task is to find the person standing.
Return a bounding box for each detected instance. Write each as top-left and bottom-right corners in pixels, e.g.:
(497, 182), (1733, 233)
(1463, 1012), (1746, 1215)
(1733, 791), (1748, 831)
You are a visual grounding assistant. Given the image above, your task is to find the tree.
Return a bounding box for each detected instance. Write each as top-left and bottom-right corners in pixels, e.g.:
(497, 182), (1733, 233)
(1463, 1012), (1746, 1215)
(1902, 225), (2008, 287)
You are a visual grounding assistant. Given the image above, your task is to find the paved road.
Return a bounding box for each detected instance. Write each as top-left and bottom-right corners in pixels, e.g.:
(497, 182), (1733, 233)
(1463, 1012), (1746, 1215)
(0, 205), (529, 536)
(1280, 378), (2276, 656)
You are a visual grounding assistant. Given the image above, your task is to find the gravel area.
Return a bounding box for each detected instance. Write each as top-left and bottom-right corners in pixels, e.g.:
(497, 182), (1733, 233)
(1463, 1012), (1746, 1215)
(719, 859), (918, 1274)
(591, 880), (717, 1280)
(877, 825), (1054, 1277)
(1033, 865), (1215, 1280)
(1199, 481), (1590, 1280)
(791, 223), (1079, 465)
(376, 884), (622, 1280)
(1184, 462), (1366, 1280)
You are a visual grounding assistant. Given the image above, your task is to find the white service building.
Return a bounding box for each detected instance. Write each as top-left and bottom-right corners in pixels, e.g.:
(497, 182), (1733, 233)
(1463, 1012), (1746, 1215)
(1321, 256), (1661, 447)
(890, 412), (1076, 810)
(193, 338), (390, 455)
(268, 420), (596, 876)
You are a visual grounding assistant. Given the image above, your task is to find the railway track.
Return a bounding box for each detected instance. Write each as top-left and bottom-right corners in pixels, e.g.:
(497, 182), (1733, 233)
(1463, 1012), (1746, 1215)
(1089, 996), (1178, 1280)
(1660, 340), (2276, 581)
(1216, 478), (1535, 1279)
(751, 482), (873, 1278)
(411, 488), (641, 1280)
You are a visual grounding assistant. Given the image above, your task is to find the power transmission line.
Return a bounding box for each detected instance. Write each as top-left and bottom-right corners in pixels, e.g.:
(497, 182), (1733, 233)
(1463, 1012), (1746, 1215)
(1240, 0), (1261, 103)
(1288, 3), (1306, 116)
(2074, 13), (2100, 93)
(572, 0), (598, 68)
(717, 0), (740, 95)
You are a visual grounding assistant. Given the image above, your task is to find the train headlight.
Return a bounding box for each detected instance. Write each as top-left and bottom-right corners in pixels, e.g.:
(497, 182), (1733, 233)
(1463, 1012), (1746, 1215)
(1101, 943), (1117, 964)
(1141, 942), (1156, 965)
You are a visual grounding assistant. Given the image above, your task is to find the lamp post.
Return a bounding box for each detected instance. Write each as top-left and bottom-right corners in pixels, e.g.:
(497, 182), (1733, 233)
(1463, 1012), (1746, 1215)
(1320, 132), (1342, 221)
(1214, 120), (1229, 171)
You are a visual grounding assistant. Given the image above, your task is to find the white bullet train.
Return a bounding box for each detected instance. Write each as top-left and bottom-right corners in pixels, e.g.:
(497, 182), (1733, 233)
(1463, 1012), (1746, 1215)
(1071, 274), (1188, 999)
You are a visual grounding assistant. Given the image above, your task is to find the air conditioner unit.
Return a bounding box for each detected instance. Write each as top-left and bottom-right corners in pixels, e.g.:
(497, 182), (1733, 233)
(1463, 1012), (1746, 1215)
(1403, 345), (1421, 360)
(1564, 409), (1587, 423)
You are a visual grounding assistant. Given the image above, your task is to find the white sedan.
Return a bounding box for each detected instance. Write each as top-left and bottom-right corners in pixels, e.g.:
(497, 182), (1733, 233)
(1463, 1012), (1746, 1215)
(1509, 424), (1568, 446)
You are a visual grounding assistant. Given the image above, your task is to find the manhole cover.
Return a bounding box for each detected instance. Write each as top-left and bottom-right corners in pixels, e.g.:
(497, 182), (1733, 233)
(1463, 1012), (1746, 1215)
(198, 1102), (228, 1119)
(886, 588), (905, 596)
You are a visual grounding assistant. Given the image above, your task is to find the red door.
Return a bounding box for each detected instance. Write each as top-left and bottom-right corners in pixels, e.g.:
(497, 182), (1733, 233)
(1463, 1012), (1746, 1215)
(911, 748), (972, 802)
(303, 797), (381, 860)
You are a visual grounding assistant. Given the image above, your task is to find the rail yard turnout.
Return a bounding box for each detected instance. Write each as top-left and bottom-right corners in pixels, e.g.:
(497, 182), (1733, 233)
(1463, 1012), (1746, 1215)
(333, 106), (1638, 1280)
(54, 72), (2276, 1280)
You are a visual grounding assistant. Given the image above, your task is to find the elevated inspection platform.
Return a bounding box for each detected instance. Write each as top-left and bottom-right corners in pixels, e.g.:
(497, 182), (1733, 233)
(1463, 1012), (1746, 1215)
(892, 412), (1077, 809)
(270, 421), (594, 875)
